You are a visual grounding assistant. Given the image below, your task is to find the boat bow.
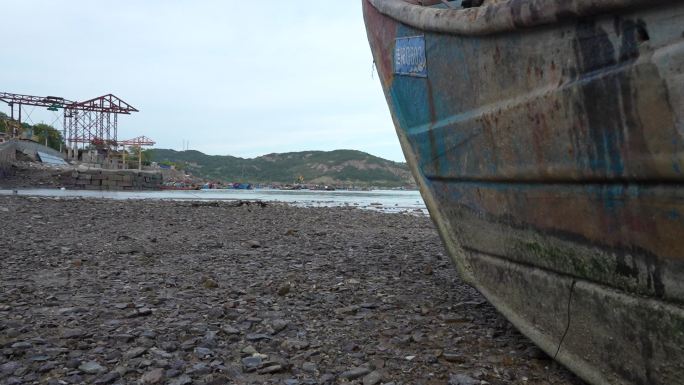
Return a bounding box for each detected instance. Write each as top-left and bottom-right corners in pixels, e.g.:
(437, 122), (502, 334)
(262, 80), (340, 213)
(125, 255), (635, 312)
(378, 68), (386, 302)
(369, 0), (677, 35)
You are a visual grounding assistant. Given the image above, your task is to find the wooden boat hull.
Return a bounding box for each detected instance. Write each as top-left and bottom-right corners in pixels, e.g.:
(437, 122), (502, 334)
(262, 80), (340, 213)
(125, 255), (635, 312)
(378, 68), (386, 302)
(362, 1), (684, 384)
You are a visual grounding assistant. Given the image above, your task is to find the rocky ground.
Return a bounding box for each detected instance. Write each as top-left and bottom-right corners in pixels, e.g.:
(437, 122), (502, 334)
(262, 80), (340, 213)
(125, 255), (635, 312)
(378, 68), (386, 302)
(0, 196), (584, 385)
(0, 163), (69, 190)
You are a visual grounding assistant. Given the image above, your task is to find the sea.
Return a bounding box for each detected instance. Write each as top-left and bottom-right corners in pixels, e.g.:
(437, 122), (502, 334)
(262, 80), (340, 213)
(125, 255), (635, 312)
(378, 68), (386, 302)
(0, 188), (428, 215)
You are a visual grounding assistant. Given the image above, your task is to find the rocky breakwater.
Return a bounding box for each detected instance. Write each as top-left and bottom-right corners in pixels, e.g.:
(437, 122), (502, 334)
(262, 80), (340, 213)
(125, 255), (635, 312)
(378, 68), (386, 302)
(0, 197), (583, 385)
(60, 169), (163, 191)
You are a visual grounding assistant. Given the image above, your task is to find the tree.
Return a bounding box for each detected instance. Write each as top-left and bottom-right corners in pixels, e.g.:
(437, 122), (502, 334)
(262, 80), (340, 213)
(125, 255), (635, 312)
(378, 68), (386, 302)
(141, 149), (153, 165)
(32, 124), (64, 151)
(0, 112), (9, 133)
(125, 146), (154, 168)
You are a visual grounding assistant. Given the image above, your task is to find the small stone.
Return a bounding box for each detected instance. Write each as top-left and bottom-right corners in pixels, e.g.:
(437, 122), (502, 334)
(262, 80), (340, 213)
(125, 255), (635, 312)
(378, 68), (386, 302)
(335, 305), (359, 315)
(149, 347), (173, 358)
(161, 342), (179, 352)
(340, 367), (371, 380)
(247, 240), (261, 248)
(112, 333), (135, 342)
(284, 379), (299, 385)
(10, 341), (31, 350)
(454, 300), (486, 308)
(94, 371), (121, 384)
(142, 330), (157, 339)
(441, 314), (467, 323)
(62, 328), (86, 339)
(194, 347), (213, 357)
(277, 283), (291, 296)
(187, 363), (211, 375)
(281, 339), (309, 350)
(221, 325), (240, 335)
(258, 364), (284, 374)
(169, 375), (192, 385)
(363, 371), (383, 385)
(79, 361), (106, 374)
(66, 358), (82, 369)
(12, 366), (27, 377)
(245, 333), (271, 341)
(63, 374), (83, 384)
(241, 356), (262, 372)
(58, 307), (87, 315)
(1, 362), (21, 375)
(207, 307), (224, 318)
(449, 374), (479, 385)
(242, 346), (258, 355)
(371, 359), (385, 369)
(443, 352), (466, 363)
(525, 346), (550, 360)
(140, 368), (165, 384)
(38, 362), (56, 372)
(203, 278), (219, 289)
(302, 362), (317, 373)
(127, 307), (152, 318)
(411, 332), (424, 343)
(271, 319), (290, 333)
(124, 347), (147, 360)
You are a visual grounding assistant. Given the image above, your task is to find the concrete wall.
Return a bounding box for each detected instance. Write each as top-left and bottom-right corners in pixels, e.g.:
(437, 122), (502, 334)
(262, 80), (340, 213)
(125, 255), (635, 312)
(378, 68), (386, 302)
(0, 142), (17, 175)
(60, 169), (163, 191)
(14, 140), (64, 160)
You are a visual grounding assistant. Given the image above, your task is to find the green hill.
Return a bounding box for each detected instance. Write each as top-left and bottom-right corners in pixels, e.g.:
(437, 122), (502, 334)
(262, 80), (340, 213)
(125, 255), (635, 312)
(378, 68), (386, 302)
(148, 149), (415, 187)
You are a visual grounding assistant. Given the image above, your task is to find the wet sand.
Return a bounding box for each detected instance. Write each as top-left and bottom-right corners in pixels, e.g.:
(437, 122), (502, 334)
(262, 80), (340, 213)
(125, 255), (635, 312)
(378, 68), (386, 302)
(0, 196), (584, 385)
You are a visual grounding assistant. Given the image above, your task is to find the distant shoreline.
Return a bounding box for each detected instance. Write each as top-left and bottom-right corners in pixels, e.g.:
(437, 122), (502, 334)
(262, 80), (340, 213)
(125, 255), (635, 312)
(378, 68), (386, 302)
(0, 187), (428, 215)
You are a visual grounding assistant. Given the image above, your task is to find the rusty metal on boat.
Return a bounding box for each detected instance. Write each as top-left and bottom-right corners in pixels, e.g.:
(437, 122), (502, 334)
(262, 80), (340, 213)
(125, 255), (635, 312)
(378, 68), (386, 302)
(362, 0), (684, 384)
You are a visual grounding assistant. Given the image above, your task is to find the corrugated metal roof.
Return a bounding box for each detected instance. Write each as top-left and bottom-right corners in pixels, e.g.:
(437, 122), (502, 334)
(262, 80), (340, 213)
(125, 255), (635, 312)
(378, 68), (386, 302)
(37, 151), (68, 166)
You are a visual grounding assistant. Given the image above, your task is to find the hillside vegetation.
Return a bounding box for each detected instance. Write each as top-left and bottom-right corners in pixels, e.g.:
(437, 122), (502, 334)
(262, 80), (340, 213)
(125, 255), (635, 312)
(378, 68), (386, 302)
(148, 149), (414, 187)
(0, 112), (63, 151)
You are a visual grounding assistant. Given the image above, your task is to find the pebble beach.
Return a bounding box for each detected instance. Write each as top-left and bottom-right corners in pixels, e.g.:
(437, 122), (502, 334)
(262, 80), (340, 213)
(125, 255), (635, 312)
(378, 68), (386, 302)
(0, 196), (583, 385)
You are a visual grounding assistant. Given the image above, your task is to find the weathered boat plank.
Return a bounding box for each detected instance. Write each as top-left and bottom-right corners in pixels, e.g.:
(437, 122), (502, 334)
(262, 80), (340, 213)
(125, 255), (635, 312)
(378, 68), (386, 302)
(363, 0), (684, 383)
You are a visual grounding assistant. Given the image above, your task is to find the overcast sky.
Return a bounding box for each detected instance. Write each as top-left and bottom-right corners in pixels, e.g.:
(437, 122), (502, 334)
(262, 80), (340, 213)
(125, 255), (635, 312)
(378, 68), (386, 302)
(0, 1), (404, 161)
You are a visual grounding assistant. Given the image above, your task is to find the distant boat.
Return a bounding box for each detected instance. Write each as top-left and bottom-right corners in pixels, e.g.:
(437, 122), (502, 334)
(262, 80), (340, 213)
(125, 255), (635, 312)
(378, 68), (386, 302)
(363, 1), (684, 384)
(232, 183), (252, 190)
(160, 185), (200, 191)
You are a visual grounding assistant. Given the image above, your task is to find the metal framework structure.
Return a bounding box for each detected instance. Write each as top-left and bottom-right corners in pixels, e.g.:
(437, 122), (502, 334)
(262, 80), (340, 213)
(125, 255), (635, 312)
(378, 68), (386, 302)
(119, 135), (155, 147)
(64, 94), (138, 148)
(0, 91), (138, 149)
(120, 136), (156, 170)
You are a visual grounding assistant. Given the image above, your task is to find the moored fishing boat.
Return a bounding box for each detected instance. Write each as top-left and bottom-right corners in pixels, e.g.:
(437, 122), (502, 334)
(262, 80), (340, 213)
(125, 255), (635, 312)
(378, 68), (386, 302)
(362, 1), (684, 384)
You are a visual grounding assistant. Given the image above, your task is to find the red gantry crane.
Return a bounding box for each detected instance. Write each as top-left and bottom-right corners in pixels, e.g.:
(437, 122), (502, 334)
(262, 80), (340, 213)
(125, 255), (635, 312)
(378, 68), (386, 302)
(0, 91), (138, 150)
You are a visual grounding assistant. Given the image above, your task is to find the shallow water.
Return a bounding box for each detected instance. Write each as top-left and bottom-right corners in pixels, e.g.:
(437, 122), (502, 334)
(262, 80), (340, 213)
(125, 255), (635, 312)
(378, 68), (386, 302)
(0, 188), (427, 214)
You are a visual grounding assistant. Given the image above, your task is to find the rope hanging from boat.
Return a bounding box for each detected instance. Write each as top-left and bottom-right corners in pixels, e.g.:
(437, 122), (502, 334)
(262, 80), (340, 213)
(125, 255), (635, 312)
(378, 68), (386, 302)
(554, 280), (577, 360)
